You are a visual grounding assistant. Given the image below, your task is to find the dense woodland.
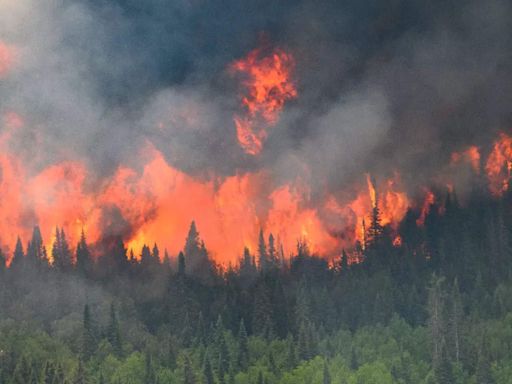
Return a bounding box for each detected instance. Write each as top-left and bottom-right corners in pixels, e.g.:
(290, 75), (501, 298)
(2, 185), (512, 384)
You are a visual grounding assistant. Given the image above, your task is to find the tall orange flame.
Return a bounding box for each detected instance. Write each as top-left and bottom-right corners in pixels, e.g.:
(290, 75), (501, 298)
(230, 47), (297, 155)
(416, 190), (435, 226)
(366, 174), (377, 209)
(486, 133), (512, 196)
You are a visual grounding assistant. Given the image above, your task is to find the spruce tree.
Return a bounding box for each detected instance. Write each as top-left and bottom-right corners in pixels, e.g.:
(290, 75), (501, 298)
(152, 243), (160, 262)
(144, 351), (156, 384)
(178, 251), (186, 276)
(183, 356), (196, 384)
(435, 345), (454, 384)
(107, 304), (122, 356)
(82, 304), (96, 360)
(258, 229), (268, 271)
(52, 227), (72, 271)
(203, 353), (214, 384)
(10, 236), (24, 270)
(428, 274), (446, 371)
(323, 361), (331, 384)
(476, 337), (495, 384)
(268, 233), (276, 268)
(75, 229), (92, 276)
(26, 225), (46, 266)
(340, 249), (349, 272)
(237, 319), (249, 370)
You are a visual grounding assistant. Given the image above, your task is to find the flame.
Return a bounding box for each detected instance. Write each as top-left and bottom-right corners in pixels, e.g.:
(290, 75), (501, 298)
(451, 145), (481, 173)
(416, 190), (435, 226)
(325, 173), (409, 248)
(1, 93), (511, 267)
(486, 133), (512, 196)
(366, 174), (377, 209)
(230, 46), (297, 155)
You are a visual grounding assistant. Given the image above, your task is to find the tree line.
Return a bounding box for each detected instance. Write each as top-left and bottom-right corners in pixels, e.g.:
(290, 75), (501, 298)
(1, 186), (512, 383)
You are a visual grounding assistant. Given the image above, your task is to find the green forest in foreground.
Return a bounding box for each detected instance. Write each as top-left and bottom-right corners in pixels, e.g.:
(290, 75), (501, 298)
(2, 190), (512, 384)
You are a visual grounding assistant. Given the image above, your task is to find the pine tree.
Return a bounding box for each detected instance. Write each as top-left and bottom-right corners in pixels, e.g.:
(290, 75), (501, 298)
(449, 278), (463, 363)
(237, 319), (249, 370)
(203, 353), (214, 384)
(0, 249), (5, 273)
(340, 249), (349, 272)
(268, 233), (276, 268)
(163, 249), (171, 270)
(178, 251), (186, 276)
(435, 344), (454, 384)
(144, 351), (156, 384)
(367, 205), (383, 248)
(258, 229), (268, 271)
(257, 371), (264, 384)
(183, 356), (196, 384)
(152, 243), (160, 262)
(285, 335), (297, 369)
(184, 221), (213, 281)
(184, 221), (200, 257)
(217, 333), (229, 381)
(323, 361), (331, 384)
(428, 274), (446, 371)
(252, 283), (274, 337)
(10, 236), (24, 270)
(26, 225), (47, 265)
(297, 321), (312, 360)
(240, 247), (257, 283)
(75, 229), (92, 276)
(107, 304), (122, 356)
(475, 337), (495, 384)
(82, 304), (96, 360)
(52, 227), (72, 271)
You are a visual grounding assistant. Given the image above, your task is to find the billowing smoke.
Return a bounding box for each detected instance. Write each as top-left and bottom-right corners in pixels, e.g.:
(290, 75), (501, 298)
(0, 0), (510, 263)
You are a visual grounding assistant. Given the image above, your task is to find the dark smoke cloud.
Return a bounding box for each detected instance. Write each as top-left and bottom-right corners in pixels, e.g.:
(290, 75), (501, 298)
(0, 0), (511, 204)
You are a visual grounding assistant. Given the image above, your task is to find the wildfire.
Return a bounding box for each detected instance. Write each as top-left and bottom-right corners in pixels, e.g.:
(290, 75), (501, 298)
(416, 190), (435, 226)
(366, 174), (377, 209)
(486, 133), (512, 196)
(230, 46), (297, 155)
(451, 145), (481, 173)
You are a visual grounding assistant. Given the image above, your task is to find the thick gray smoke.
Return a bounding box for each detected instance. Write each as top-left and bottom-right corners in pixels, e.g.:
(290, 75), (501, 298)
(0, 0), (511, 210)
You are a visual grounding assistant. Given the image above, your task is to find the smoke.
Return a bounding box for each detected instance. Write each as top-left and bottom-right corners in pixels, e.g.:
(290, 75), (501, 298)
(0, 0), (510, 260)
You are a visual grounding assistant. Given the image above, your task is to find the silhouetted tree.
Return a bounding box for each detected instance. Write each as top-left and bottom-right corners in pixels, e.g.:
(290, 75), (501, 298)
(75, 229), (92, 276)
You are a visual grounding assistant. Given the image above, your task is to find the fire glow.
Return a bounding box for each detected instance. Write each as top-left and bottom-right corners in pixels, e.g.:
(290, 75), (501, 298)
(0, 41), (13, 78)
(230, 47), (297, 155)
(1, 39), (512, 266)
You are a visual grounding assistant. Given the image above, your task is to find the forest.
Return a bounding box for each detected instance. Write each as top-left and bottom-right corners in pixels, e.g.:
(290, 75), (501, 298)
(0, 185), (512, 384)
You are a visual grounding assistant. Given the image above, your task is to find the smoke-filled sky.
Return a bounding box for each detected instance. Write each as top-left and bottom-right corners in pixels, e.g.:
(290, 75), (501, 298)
(0, 0), (511, 262)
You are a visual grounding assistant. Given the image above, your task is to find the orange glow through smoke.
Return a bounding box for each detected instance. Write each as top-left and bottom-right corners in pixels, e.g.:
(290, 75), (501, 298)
(486, 133), (512, 196)
(230, 47), (297, 155)
(451, 145), (481, 173)
(0, 41), (13, 78)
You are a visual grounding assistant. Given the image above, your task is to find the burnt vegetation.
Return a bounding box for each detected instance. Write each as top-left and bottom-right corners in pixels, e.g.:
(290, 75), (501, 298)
(0, 186), (512, 383)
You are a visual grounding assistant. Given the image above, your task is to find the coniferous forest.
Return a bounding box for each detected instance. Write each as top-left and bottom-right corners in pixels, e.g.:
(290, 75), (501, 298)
(1, 188), (512, 384)
(1, 0), (511, 382)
